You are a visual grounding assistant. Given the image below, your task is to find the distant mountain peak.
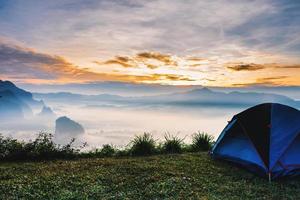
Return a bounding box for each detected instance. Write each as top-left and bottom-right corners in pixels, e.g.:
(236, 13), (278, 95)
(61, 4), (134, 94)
(0, 80), (15, 86)
(200, 87), (212, 92)
(37, 105), (56, 118)
(55, 116), (85, 136)
(188, 87), (214, 94)
(0, 79), (44, 109)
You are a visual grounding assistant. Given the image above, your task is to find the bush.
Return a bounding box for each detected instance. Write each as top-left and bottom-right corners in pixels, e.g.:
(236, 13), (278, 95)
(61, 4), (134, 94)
(115, 149), (130, 157)
(100, 144), (115, 157)
(0, 135), (25, 160)
(0, 132), (79, 161)
(0, 131), (214, 161)
(191, 132), (214, 152)
(161, 133), (183, 154)
(129, 133), (156, 156)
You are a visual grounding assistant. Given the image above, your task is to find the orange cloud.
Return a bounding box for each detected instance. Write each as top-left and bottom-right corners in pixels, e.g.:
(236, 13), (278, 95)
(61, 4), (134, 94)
(231, 76), (289, 87)
(226, 62), (265, 71)
(226, 62), (300, 71)
(150, 74), (195, 82)
(136, 52), (177, 66)
(186, 57), (205, 62)
(277, 64), (300, 69)
(95, 52), (179, 69)
(95, 56), (136, 68)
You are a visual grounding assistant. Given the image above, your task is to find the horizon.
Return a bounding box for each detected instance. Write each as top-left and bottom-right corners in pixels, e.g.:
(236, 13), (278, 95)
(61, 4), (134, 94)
(0, 0), (299, 87)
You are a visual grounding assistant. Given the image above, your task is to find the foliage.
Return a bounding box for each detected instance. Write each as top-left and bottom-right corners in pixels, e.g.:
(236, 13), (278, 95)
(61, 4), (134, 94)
(129, 133), (157, 156)
(191, 131), (214, 152)
(100, 144), (115, 157)
(0, 131), (215, 161)
(160, 133), (183, 154)
(0, 132), (79, 161)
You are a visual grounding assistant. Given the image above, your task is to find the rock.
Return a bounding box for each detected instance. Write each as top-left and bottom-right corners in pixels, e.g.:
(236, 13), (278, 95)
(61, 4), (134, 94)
(55, 116), (85, 136)
(37, 106), (56, 119)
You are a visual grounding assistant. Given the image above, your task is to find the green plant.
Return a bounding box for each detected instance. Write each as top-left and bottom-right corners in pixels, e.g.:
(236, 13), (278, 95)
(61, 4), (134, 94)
(0, 132), (80, 161)
(129, 133), (156, 156)
(191, 131), (214, 152)
(101, 144), (115, 157)
(161, 133), (183, 154)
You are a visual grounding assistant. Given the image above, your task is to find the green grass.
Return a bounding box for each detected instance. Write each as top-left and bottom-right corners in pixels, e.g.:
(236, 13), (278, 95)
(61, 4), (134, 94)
(1, 153), (300, 199)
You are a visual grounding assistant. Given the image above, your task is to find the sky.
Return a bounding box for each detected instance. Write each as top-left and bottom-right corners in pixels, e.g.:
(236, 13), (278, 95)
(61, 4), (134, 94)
(0, 0), (299, 87)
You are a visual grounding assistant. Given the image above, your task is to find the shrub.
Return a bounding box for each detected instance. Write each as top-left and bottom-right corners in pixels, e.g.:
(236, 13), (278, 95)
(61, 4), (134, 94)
(191, 132), (214, 152)
(115, 149), (130, 157)
(129, 133), (156, 156)
(100, 144), (115, 157)
(0, 132), (80, 161)
(161, 133), (183, 154)
(0, 135), (25, 160)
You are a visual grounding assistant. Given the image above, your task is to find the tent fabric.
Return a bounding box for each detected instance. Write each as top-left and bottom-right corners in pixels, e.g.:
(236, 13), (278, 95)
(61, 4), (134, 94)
(211, 103), (300, 180)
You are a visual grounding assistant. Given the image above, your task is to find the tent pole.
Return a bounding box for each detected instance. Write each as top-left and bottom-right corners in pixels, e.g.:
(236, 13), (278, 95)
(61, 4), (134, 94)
(268, 172), (271, 183)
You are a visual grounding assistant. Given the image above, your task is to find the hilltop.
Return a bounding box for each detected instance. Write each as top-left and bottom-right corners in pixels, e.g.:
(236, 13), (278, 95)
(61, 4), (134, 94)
(1, 153), (300, 199)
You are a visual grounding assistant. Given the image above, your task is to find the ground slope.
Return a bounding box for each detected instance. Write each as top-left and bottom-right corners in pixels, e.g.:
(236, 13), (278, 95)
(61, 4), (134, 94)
(1, 153), (300, 199)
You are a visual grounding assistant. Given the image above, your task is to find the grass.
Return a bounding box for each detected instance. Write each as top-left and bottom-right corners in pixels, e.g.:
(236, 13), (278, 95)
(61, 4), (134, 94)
(160, 133), (183, 154)
(1, 153), (300, 199)
(191, 132), (214, 152)
(129, 133), (157, 156)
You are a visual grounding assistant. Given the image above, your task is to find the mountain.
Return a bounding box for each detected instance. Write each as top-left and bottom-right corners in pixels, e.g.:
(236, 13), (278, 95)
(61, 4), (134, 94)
(19, 81), (300, 100)
(37, 106), (56, 119)
(55, 116), (85, 136)
(34, 92), (124, 104)
(0, 90), (25, 119)
(0, 80), (49, 120)
(153, 88), (298, 107)
(0, 80), (44, 109)
(34, 87), (300, 109)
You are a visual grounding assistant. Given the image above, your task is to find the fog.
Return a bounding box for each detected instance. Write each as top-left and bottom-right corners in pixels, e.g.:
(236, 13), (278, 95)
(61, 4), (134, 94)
(0, 101), (244, 149)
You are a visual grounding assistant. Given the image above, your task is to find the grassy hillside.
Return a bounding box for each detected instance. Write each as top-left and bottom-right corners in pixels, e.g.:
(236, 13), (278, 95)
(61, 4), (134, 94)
(1, 153), (300, 199)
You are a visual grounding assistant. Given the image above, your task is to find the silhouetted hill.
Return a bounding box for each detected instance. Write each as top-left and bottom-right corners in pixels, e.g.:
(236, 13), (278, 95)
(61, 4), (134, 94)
(0, 80), (44, 109)
(0, 90), (25, 119)
(55, 116), (85, 136)
(37, 106), (56, 119)
(157, 88), (297, 107)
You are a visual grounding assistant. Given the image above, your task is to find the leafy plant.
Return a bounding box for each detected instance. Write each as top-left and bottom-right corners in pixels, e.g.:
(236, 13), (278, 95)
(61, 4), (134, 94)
(129, 133), (156, 156)
(0, 132), (80, 161)
(161, 133), (183, 154)
(191, 131), (214, 152)
(100, 144), (115, 157)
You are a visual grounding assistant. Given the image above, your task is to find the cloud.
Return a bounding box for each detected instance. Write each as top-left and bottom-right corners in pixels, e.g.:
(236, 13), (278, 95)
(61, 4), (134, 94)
(256, 76), (288, 82)
(95, 51), (178, 69)
(232, 76), (288, 86)
(102, 56), (136, 68)
(1, 0), (299, 66)
(95, 51), (212, 70)
(149, 74), (195, 82)
(136, 52), (177, 65)
(277, 64), (300, 69)
(0, 40), (198, 84)
(0, 40), (136, 83)
(145, 64), (159, 69)
(226, 62), (300, 71)
(226, 63), (265, 71)
(186, 57), (206, 62)
(0, 41), (76, 80)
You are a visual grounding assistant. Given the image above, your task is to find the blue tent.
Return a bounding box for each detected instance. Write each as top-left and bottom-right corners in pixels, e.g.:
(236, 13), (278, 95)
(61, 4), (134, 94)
(211, 103), (300, 180)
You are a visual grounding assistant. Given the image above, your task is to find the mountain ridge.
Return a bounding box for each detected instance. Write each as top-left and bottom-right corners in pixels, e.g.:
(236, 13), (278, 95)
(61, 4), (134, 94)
(33, 87), (300, 109)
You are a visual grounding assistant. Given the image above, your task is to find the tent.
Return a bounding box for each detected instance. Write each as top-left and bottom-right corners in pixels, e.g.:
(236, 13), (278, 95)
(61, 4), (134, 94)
(211, 103), (300, 180)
